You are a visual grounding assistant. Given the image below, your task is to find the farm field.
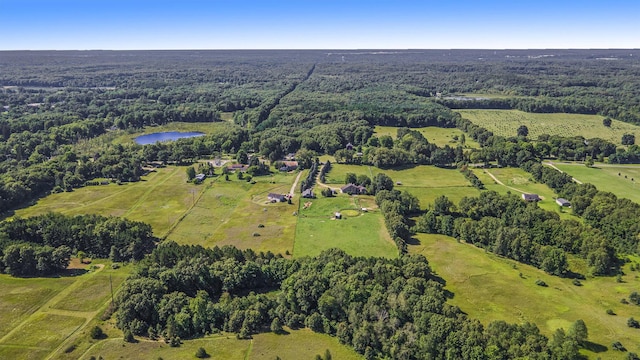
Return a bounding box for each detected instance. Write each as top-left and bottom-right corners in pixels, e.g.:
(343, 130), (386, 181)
(547, 162), (640, 204)
(374, 125), (480, 148)
(81, 328), (362, 360)
(472, 166), (577, 220)
(294, 194), (397, 258)
(0, 261), (131, 360)
(410, 234), (640, 359)
(457, 109), (640, 145)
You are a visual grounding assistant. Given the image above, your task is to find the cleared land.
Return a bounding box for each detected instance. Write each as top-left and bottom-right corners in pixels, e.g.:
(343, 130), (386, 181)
(0, 262), (131, 360)
(457, 109), (640, 145)
(81, 328), (362, 360)
(294, 195), (397, 258)
(410, 234), (640, 359)
(472, 167), (577, 220)
(374, 125), (480, 148)
(547, 162), (640, 204)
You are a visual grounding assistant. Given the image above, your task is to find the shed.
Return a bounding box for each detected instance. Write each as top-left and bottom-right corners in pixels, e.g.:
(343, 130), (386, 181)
(556, 198), (571, 207)
(268, 193), (286, 203)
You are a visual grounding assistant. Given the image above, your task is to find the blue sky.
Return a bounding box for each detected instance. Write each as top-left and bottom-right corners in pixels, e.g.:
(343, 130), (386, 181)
(1, 0), (638, 50)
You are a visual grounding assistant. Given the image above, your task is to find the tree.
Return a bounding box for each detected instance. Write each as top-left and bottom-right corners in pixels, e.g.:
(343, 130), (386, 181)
(372, 173), (394, 194)
(123, 329), (135, 343)
(628, 317), (640, 328)
(236, 150), (248, 164)
(517, 125), (529, 137)
(603, 117), (612, 127)
(186, 166), (196, 181)
(345, 173), (357, 184)
(622, 133), (635, 145)
(195, 347), (209, 358)
(568, 319), (588, 345)
(271, 317), (283, 333)
(90, 326), (105, 339)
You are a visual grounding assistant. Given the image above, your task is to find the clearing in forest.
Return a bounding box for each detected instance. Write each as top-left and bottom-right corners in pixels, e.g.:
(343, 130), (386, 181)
(374, 125), (480, 149)
(457, 109), (640, 145)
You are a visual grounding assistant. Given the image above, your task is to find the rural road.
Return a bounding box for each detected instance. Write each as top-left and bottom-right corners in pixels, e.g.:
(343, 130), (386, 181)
(483, 170), (531, 195)
(289, 171), (303, 196)
(542, 162), (583, 184)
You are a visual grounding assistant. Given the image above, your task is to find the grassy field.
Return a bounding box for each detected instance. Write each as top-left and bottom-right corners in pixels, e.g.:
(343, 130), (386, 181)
(81, 328), (362, 360)
(457, 109), (640, 145)
(473, 166), (578, 220)
(0, 261), (132, 360)
(294, 194), (397, 258)
(548, 162), (640, 204)
(374, 125), (481, 148)
(410, 234), (640, 359)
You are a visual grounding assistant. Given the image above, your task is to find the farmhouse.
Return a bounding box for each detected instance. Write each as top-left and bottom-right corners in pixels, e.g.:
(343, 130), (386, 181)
(345, 142), (354, 150)
(228, 164), (249, 172)
(341, 183), (367, 195)
(268, 193), (287, 203)
(279, 161), (298, 172)
(302, 188), (314, 198)
(521, 193), (540, 202)
(556, 198), (571, 207)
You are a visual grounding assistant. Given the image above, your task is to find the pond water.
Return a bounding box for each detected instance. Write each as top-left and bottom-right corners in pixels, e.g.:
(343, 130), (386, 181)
(135, 131), (204, 145)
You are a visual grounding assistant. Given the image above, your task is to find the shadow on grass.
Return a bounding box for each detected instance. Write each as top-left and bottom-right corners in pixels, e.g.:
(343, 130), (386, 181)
(582, 341), (607, 353)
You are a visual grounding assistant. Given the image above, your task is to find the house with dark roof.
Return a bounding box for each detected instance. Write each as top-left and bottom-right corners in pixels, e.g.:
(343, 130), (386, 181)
(302, 189), (315, 198)
(268, 193), (287, 202)
(279, 161), (298, 172)
(341, 183), (367, 195)
(556, 198), (571, 207)
(345, 142), (354, 150)
(522, 193), (540, 202)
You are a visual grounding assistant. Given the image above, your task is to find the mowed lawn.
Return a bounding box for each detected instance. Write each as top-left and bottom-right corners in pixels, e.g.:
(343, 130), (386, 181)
(15, 166), (200, 238)
(473, 167), (578, 220)
(81, 328), (362, 360)
(548, 162), (640, 204)
(411, 234), (640, 359)
(374, 125), (480, 149)
(457, 109), (640, 145)
(294, 195), (397, 259)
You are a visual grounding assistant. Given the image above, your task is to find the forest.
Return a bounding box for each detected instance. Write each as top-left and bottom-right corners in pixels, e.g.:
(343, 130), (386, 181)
(2, 50), (640, 359)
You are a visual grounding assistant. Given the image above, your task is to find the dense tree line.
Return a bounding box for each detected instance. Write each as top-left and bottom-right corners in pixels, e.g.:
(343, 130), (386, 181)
(416, 192), (617, 276)
(116, 242), (584, 359)
(0, 213), (156, 272)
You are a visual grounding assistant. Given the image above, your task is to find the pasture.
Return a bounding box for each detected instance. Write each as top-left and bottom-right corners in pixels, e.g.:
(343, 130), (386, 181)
(457, 109), (640, 145)
(81, 328), (362, 360)
(547, 162), (640, 204)
(374, 125), (480, 148)
(294, 195), (397, 258)
(410, 234), (640, 359)
(0, 262), (131, 360)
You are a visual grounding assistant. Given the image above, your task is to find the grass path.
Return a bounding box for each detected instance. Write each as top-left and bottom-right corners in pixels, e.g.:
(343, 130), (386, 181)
(483, 169), (533, 195)
(123, 167), (181, 218)
(543, 162), (583, 184)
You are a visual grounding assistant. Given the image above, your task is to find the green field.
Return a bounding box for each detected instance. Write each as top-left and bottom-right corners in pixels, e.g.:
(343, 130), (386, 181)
(81, 328), (362, 360)
(457, 109), (640, 145)
(374, 125), (480, 148)
(0, 262), (131, 360)
(473, 166), (577, 220)
(548, 162), (640, 204)
(294, 194), (397, 258)
(411, 234), (640, 359)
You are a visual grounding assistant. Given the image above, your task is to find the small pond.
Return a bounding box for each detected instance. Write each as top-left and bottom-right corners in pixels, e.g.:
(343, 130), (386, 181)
(135, 131), (205, 145)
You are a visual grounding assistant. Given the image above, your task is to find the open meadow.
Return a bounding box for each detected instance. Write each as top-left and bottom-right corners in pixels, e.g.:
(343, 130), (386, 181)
(457, 109), (640, 145)
(374, 125), (480, 148)
(81, 328), (362, 360)
(547, 162), (640, 204)
(0, 261), (131, 360)
(410, 234), (640, 359)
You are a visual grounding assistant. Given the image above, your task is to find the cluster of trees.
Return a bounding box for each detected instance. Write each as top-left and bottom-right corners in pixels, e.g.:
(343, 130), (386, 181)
(373, 176), (419, 254)
(2, 243), (71, 276)
(460, 166), (484, 189)
(300, 159), (320, 193)
(116, 242), (586, 359)
(416, 192), (617, 276)
(0, 213), (156, 271)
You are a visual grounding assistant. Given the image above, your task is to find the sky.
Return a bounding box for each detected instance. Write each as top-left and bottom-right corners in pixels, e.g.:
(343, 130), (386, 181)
(1, 0), (639, 50)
